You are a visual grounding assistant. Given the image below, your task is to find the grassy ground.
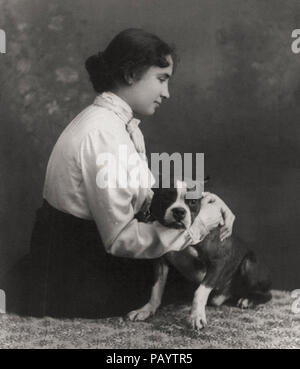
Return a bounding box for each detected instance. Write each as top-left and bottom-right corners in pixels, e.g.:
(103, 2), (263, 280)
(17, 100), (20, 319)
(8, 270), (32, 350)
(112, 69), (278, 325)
(0, 290), (299, 349)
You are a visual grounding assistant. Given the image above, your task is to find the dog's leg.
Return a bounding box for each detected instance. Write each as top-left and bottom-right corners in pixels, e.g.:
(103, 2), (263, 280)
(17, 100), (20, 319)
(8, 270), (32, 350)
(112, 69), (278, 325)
(189, 261), (225, 329)
(165, 247), (206, 284)
(189, 284), (212, 330)
(127, 260), (169, 321)
(235, 253), (272, 309)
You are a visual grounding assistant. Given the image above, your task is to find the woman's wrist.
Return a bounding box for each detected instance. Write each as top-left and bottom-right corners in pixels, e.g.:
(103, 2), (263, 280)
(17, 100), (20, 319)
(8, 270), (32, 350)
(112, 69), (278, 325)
(187, 217), (209, 245)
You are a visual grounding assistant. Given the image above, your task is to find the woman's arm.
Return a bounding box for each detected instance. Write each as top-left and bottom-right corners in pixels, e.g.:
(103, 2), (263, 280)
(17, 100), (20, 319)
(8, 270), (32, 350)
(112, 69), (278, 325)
(78, 129), (209, 259)
(202, 192), (236, 241)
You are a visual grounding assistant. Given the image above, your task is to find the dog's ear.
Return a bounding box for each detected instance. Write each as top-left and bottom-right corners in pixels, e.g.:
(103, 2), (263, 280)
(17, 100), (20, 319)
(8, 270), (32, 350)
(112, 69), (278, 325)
(149, 188), (162, 219)
(151, 186), (160, 195)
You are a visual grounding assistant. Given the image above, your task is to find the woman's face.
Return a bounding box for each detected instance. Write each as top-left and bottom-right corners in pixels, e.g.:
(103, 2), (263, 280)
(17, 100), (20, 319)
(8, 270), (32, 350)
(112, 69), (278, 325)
(128, 55), (173, 115)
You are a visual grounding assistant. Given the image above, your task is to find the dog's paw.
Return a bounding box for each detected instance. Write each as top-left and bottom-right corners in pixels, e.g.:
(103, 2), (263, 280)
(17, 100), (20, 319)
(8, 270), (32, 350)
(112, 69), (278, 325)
(237, 298), (253, 309)
(127, 304), (155, 321)
(188, 308), (207, 330)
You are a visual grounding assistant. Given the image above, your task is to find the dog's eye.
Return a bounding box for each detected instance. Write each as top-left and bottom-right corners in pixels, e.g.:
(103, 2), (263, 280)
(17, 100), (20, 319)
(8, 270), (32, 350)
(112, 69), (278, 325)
(186, 199), (197, 206)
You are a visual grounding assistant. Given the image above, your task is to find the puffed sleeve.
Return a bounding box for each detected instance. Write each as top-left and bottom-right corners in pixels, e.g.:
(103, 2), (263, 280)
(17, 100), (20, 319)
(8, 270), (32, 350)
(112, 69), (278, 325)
(78, 128), (197, 259)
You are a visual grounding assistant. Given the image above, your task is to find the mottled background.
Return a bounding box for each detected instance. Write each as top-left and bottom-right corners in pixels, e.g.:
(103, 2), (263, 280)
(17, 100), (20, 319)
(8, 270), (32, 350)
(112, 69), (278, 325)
(0, 0), (299, 289)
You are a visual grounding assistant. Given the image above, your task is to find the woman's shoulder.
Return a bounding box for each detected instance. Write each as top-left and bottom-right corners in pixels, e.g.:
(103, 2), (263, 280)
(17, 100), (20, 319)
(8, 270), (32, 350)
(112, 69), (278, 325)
(65, 103), (125, 139)
(75, 103), (119, 127)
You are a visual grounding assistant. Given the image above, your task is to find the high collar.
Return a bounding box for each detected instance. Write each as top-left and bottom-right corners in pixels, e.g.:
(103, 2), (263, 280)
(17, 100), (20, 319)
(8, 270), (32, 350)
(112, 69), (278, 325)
(93, 91), (134, 125)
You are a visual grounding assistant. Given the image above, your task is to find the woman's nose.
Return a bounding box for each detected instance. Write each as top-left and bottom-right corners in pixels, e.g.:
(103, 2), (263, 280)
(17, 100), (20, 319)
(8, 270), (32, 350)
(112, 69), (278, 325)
(161, 84), (170, 99)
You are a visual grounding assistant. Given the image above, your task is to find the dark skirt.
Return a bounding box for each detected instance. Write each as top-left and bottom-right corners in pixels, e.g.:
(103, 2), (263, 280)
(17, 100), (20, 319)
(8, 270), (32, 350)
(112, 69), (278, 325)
(2, 201), (195, 319)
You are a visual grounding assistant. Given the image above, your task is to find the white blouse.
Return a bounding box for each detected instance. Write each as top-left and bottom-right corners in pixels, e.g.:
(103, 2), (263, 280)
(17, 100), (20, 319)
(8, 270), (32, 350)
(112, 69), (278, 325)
(43, 92), (197, 258)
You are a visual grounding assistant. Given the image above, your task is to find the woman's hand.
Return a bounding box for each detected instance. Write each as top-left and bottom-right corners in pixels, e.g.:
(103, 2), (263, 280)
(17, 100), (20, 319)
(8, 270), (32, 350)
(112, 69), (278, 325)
(202, 192), (235, 242)
(188, 199), (224, 244)
(198, 198), (224, 232)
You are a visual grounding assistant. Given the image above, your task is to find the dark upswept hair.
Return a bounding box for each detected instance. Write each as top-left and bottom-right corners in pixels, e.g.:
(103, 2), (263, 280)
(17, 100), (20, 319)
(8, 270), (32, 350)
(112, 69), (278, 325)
(85, 28), (177, 93)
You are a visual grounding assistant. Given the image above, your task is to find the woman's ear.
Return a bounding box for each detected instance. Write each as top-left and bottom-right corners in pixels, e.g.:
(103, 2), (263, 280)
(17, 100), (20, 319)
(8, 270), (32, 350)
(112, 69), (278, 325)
(124, 74), (134, 85)
(123, 64), (136, 85)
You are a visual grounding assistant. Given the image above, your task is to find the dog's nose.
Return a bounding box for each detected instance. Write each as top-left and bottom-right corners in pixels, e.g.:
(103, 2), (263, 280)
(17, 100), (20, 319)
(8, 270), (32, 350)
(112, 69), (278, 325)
(172, 207), (186, 220)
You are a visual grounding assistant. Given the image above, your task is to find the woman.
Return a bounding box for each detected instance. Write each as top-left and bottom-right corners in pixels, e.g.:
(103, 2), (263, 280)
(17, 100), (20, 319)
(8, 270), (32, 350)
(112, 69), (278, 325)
(13, 29), (235, 318)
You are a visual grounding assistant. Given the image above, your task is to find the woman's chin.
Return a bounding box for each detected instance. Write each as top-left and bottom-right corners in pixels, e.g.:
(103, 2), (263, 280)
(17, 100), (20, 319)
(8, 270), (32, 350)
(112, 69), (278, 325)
(134, 107), (156, 116)
(146, 105), (157, 115)
(147, 103), (160, 115)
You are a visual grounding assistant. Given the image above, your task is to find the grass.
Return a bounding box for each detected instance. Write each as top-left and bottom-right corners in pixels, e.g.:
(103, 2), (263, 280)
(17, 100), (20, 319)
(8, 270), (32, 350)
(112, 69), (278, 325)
(0, 290), (299, 349)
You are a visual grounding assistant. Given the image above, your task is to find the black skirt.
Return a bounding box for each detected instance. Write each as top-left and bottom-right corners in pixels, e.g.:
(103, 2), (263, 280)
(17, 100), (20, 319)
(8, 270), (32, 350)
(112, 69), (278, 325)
(2, 201), (195, 319)
(3, 200), (156, 318)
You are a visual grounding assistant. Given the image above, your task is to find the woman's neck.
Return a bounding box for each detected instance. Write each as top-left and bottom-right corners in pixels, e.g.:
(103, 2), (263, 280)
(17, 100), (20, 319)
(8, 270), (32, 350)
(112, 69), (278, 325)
(110, 87), (134, 112)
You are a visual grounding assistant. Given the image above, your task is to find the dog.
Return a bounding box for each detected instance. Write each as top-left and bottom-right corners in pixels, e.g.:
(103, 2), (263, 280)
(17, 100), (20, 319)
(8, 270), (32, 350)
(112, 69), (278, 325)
(128, 179), (272, 329)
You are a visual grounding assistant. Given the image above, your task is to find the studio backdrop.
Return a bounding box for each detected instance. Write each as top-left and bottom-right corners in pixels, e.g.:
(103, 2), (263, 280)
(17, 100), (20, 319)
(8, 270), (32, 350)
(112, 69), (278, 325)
(0, 0), (299, 289)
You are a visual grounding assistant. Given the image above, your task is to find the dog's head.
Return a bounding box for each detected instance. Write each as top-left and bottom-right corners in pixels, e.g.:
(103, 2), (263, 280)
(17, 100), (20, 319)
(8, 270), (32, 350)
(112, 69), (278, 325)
(150, 179), (202, 229)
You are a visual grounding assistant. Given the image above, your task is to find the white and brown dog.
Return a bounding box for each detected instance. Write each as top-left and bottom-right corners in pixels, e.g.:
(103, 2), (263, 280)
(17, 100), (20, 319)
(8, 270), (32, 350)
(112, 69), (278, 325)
(128, 179), (272, 329)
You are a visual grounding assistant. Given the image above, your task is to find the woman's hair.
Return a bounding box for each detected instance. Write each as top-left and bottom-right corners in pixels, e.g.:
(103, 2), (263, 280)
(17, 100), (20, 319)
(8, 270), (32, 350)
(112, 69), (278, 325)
(85, 28), (177, 93)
